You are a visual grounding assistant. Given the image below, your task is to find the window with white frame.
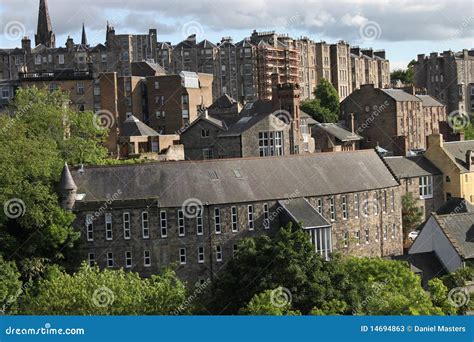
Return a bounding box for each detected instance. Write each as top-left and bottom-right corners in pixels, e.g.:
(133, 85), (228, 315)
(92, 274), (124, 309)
(88, 253), (95, 267)
(58, 54), (65, 64)
(316, 198), (323, 214)
(160, 210), (167, 237)
(154, 81), (160, 90)
(105, 213), (113, 240)
(263, 203), (269, 229)
(383, 225), (388, 240)
(216, 245), (223, 262)
(365, 228), (369, 244)
(203, 148), (213, 160)
(144, 250), (151, 267)
(231, 206), (238, 232)
(198, 246), (205, 263)
(374, 192), (379, 215)
(196, 208), (203, 235)
(363, 193), (369, 216)
(419, 176), (433, 199)
(375, 226), (380, 241)
(178, 210), (185, 237)
(179, 248), (186, 264)
(141, 211), (149, 239)
(125, 251), (132, 268)
(35, 55), (41, 65)
(354, 194), (359, 218)
(391, 189), (395, 212)
(329, 197), (336, 221)
(76, 82), (85, 95)
(258, 131), (284, 156)
(86, 215), (94, 241)
(123, 212), (131, 240)
(107, 252), (114, 268)
(214, 208), (221, 234)
(342, 196), (348, 220)
(311, 228), (332, 260)
(355, 230), (360, 245)
(247, 205), (254, 230)
(343, 230), (349, 247)
(392, 224), (396, 239)
(383, 190), (387, 213)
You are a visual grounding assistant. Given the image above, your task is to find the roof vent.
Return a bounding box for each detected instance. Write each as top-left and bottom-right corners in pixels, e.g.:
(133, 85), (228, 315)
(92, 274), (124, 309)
(208, 170), (219, 180)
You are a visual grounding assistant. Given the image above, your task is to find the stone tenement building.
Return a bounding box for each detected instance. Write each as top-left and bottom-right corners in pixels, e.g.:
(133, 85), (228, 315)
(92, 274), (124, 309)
(59, 150), (403, 285)
(340, 84), (447, 155)
(414, 49), (474, 115)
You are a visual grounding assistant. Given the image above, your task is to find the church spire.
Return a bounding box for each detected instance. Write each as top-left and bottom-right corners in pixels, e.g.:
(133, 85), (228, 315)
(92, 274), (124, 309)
(35, 0), (55, 48)
(81, 23), (88, 46)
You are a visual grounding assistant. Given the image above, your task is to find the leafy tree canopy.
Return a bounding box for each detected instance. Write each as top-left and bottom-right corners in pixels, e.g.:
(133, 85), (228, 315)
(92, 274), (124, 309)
(401, 193), (424, 239)
(300, 78), (340, 123)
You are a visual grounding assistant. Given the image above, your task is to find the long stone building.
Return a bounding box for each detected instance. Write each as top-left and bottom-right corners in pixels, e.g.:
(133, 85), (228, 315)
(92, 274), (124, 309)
(59, 150), (403, 285)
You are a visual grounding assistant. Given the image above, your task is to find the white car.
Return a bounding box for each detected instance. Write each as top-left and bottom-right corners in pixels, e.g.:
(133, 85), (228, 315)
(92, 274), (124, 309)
(408, 231), (419, 241)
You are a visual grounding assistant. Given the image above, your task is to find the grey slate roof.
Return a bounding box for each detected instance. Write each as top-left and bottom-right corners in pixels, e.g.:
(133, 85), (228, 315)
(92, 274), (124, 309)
(121, 115), (159, 137)
(416, 95), (444, 107)
(71, 150), (399, 207)
(434, 212), (474, 259)
(443, 141), (474, 173)
(59, 163), (77, 191)
(436, 198), (474, 215)
(209, 94), (237, 109)
(300, 111), (317, 125)
(381, 89), (421, 102)
(315, 123), (362, 142)
(384, 156), (441, 178)
(279, 197), (330, 228)
(218, 112), (283, 137)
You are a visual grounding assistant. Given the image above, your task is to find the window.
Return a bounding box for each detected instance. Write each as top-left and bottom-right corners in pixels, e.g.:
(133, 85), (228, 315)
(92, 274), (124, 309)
(231, 206), (238, 232)
(76, 82), (85, 95)
(94, 86), (100, 96)
(419, 176), (433, 199)
(390, 189), (395, 212)
(86, 215), (94, 241)
(233, 244), (238, 257)
(311, 227), (332, 260)
(154, 81), (160, 90)
(179, 248), (186, 264)
(365, 228), (369, 244)
(155, 95), (165, 105)
(88, 253), (95, 267)
(363, 193), (369, 216)
(142, 211), (149, 239)
(263, 203), (269, 229)
(383, 225), (388, 240)
(382, 190), (387, 213)
(58, 54), (65, 64)
(203, 148), (213, 160)
(373, 192), (379, 215)
(35, 55), (41, 65)
(122, 212), (131, 240)
(107, 252), (114, 268)
(375, 226), (380, 241)
(316, 198), (323, 214)
(1, 89), (9, 99)
(214, 208), (221, 234)
(343, 231), (349, 248)
(201, 129), (210, 138)
(355, 231), (360, 245)
(160, 210), (167, 238)
(197, 246), (205, 263)
(182, 109), (189, 119)
(247, 205), (254, 230)
(216, 245), (223, 262)
(446, 176), (451, 183)
(125, 251), (132, 268)
(101, 54), (107, 63)
(258, 131), (284, 156)
(181, 94), (189, 105)
(354, 194), (359, 218)
(196, 208), (203, 235)
(392, 224), (396, 239)
(144, 250), (151, 267)
(329, 197), (336, 221)
(342, 196), (348, 220)
(105, 213), (113, 240)
(178, 210), (185, 237)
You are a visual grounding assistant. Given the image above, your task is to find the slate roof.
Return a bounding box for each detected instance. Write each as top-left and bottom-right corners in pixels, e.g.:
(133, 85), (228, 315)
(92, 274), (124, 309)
(436, 197), (474, 215)
(381, 89), (421, 102)
(180, 115), (227, 134)
(279, 197), (330, 229)
(384, 156), (441, 179)
(443, 141), (474, 173)
(209, 94), (237, 109)
(314, 123), (362, 142)
(416, 95), (444, 107)
(392, 252), (447, 287)
(197, 39), (217, 49)
(434, 212), (474, 259)
(300, 111), (317, 125)
(121, 115), (159, 137)
(59, 163), (77, 191)
(71, 150), (399, 207)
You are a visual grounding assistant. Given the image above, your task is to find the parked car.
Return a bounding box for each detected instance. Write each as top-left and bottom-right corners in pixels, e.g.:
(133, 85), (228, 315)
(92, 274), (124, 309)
(408, 231), (419, 241)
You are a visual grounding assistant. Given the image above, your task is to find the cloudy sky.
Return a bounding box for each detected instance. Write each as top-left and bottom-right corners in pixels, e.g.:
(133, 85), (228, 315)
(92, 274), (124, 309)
(1, 0), (473, 70)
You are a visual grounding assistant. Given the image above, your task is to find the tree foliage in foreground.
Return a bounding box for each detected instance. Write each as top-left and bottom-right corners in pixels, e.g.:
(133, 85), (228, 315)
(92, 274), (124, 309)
(301, 78), (340, 123)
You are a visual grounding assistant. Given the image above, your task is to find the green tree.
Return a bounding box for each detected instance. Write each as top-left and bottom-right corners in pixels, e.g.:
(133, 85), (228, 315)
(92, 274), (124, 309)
(239, 288), (301, 315)
(390, 60), (415, 85)
(19, 264), (187, 315)
(300, 78), (340, 123)
(0, 87), (108, 279)
(401, 193), (424, 240)
(427, 278), (457, 315)
(0, 255), (22, 313)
